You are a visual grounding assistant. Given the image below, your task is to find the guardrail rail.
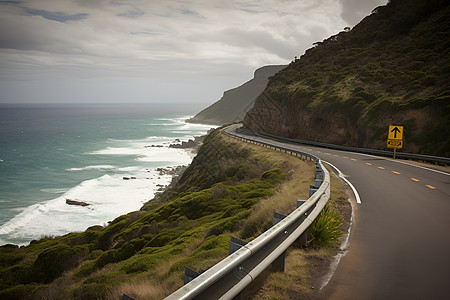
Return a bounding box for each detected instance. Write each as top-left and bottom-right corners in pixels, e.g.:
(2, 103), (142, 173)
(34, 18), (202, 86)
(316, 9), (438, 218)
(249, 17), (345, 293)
(164, 124), (331, 299)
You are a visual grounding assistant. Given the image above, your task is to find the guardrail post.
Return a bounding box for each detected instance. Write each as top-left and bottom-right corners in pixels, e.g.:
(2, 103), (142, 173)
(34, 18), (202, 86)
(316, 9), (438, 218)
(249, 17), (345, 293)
(229, 236), (247, 255)
(121, 293), (135, 300)
(272, 250), (286, 272)
(296, 200), (308, 248)
(273, 211), (287, 225)
(272, 212), (287, 272)
(184, 266), (200, 284)
(309, 185), (318, 197)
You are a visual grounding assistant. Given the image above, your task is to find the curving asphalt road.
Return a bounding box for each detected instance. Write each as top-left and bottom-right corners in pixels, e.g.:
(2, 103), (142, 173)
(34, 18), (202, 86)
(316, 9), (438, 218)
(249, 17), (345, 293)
(227, 125), (450, 300)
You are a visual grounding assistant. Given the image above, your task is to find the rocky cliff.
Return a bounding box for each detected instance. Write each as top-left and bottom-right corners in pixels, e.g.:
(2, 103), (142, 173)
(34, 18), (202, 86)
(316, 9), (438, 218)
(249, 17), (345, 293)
(188, 65), (286, 125)
(244, 0), (449, 157)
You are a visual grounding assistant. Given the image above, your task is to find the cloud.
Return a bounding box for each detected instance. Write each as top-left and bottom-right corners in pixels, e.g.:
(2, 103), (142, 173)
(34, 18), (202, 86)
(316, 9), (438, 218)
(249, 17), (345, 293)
(0, 0), (387, 103)
(339, 0), (388, 26)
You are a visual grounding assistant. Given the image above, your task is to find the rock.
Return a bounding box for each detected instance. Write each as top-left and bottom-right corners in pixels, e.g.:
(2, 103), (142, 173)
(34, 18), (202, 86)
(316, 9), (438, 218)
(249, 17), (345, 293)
(169, 135), (206, 149)
(66, 199), (90, 207)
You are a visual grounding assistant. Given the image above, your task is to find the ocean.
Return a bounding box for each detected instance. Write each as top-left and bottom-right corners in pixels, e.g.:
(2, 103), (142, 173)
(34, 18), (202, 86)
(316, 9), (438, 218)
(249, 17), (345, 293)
(0, 103), (215, 246)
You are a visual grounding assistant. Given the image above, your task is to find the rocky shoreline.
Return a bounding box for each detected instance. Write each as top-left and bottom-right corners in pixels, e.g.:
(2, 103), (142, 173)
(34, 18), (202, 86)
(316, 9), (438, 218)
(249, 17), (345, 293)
(64, 135), (205, 210)
(168, 134), (206, 151)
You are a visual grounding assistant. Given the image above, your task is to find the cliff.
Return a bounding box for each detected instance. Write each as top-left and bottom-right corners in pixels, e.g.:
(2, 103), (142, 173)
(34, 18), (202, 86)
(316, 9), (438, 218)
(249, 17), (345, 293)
(188, 65), (286, 125)
(244, 0), (450, 157)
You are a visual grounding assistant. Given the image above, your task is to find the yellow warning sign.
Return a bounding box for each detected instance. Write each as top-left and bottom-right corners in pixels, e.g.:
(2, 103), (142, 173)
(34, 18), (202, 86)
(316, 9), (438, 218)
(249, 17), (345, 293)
(387, 139), (403, 149)
(388, 126), (403, 140)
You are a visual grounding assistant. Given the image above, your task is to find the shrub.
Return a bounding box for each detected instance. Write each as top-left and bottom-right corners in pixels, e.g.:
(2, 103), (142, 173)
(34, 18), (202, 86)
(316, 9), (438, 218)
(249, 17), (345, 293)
(0, 284), (38, 300)
(261, 168), (286, 184)
(308, 204), (343, 248)
(33, 244), (89, 283)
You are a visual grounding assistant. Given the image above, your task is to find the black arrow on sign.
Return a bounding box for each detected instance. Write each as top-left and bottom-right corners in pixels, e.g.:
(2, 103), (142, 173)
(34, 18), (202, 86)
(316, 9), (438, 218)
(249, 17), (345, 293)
(391, 127), (401, 139)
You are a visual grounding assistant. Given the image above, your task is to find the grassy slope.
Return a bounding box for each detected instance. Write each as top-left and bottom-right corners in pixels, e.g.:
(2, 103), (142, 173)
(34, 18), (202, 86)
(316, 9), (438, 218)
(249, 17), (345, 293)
(0, 129), (316, 299)
(249, 0), (449, 156)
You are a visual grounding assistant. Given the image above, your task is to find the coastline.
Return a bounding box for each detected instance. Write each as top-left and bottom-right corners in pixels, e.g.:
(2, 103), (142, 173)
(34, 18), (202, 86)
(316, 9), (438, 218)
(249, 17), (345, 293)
(0, 108), (215, 246)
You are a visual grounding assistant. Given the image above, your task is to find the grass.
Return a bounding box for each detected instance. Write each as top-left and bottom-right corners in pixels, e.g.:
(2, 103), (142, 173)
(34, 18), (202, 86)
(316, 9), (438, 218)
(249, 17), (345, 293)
(0, 128), (317, 299)
(242, 164), (350, 299)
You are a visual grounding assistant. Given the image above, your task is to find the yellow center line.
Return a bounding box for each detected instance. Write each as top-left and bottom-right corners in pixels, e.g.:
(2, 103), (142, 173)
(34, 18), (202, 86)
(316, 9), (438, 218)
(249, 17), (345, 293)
(426, 185), (436, 190)
(343, 156), (348, 159)
(378, 166), (385, 170)
(333, 155), (339, 157)
(392, 171), (401, 175)
(411, 178), (420, 182)
(325, 153), (331, 155)
(350, 158), (357, 161)
(366, 163), (372, 166)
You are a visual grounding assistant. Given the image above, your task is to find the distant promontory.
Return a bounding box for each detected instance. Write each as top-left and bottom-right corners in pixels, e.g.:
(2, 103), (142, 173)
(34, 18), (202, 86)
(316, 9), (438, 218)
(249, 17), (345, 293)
(188, 65), (286, 125)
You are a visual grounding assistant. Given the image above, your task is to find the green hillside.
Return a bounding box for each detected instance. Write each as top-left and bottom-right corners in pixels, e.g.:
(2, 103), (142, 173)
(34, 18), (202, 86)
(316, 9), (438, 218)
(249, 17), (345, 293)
(0, 129), (315, 299)
(244, 0), (450, 156)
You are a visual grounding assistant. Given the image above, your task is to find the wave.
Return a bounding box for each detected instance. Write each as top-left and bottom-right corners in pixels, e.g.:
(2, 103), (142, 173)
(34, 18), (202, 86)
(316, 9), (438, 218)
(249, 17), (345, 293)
(0, 171), (174, 245)
(67, 165), (116, 171)
(40, 188), (70, 194)
(0, 115), (213, 246)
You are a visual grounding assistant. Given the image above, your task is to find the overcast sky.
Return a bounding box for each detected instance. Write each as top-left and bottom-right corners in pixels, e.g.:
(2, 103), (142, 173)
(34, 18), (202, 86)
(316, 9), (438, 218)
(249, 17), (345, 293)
(0, 0), (387, 105)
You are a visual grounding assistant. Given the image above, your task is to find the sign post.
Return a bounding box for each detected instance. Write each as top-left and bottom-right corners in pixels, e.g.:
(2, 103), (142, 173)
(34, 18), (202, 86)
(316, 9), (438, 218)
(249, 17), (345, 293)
(387, 125), (403, 159)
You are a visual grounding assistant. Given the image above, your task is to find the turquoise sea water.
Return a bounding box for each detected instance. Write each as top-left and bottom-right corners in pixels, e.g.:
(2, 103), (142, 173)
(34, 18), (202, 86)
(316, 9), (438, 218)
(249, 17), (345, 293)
(0, 103), (214, 245)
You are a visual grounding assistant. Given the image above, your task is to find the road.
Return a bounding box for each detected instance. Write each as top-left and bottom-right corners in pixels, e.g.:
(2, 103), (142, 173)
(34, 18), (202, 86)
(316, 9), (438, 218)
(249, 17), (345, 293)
(227, 125), (450, 300)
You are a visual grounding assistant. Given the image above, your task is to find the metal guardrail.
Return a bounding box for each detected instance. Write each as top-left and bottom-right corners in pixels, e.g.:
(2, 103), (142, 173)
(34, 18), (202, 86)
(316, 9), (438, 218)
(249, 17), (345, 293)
(244, 128), (450, 165)
(165, 125), (331, 299)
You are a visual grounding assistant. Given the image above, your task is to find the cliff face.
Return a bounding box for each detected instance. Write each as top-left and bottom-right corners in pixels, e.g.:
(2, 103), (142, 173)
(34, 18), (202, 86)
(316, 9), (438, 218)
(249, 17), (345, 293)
(244, 0), (450, 156)
(188, 65), (286, 125)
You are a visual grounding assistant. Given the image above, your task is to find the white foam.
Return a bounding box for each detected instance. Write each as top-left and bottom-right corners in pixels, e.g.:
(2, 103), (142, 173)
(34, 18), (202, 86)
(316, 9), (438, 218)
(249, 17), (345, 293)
(0, 116), (213, 245)
(67, 165), (116, 171)
(40, 188), (70, 194)
(0, 171), (173, 245)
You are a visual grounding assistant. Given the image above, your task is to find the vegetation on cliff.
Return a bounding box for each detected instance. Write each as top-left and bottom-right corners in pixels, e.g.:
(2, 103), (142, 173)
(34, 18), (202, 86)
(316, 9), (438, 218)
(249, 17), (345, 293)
(245, 0), (449, 156)
(0, 129), (319, 299)
(188, 65), (286, 125)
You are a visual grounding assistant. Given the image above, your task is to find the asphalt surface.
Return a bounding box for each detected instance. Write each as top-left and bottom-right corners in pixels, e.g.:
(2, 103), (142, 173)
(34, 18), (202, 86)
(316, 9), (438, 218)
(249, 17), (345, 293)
(227, 126), (450, 300)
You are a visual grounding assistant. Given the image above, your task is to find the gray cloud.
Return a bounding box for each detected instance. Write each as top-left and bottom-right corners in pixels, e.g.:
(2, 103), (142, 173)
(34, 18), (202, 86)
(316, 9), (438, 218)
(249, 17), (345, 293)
(339, 0), (388, 26)
(0, 0), (388, 104)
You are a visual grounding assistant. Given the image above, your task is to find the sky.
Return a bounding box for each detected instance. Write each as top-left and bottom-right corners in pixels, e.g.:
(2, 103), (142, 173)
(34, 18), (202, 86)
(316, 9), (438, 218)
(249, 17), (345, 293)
(0, 0), (387, 105)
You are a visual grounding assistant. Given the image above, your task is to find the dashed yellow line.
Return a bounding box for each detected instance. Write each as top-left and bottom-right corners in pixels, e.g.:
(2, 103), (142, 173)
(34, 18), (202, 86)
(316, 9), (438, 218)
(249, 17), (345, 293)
(392, 171), (401, 175)
(378, 166), (385, 170)
(366, 163), (372, 166)
(350, 158), (357, 161)
(343, 156), (348, 159)
(411, 178), (420, 182)
(426, 185), (436, 190)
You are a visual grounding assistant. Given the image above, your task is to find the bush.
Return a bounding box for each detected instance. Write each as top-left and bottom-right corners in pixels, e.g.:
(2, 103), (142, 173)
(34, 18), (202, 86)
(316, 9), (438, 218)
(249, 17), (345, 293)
(33, 244), (89, 283)
(261, 168), (286, 184)
(0, 284), (38, 300)
(308, 204), (343, 248)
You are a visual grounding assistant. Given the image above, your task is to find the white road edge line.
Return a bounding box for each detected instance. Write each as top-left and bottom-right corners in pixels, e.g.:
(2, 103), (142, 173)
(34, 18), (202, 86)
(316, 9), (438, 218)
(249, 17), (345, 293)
(323, 160), (362, 204)
(319, 162), (357, 291)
